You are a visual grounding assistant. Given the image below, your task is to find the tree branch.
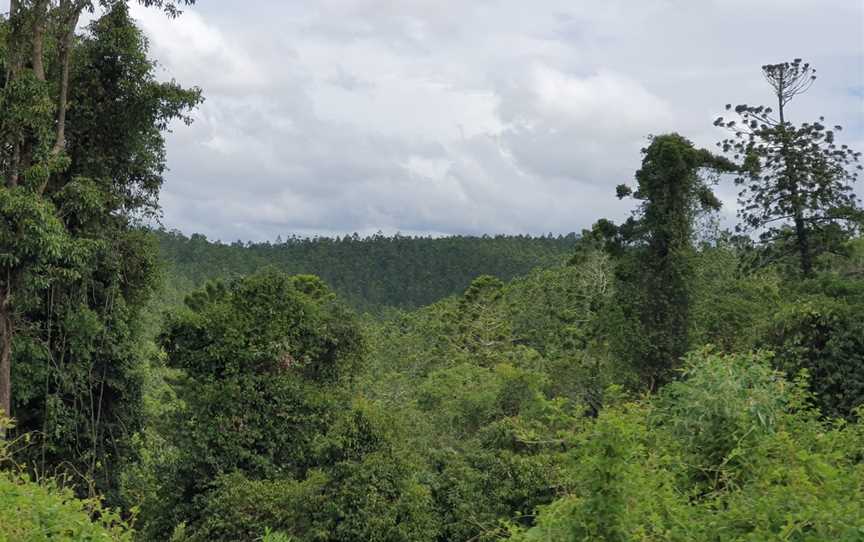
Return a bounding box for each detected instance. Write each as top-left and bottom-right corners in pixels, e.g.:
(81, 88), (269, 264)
(45, 0), (86, 190)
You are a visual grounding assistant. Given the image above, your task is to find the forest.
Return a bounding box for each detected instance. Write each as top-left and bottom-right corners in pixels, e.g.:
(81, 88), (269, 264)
(1, 2), (863, 542)
(154, 229), (577, 311)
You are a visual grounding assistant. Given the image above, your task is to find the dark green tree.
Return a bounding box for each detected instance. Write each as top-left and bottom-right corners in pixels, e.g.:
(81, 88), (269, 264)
(141, 270), (443, 541)
(714, 59), (862, 275)
(0, 3), (200, 502)
(142, 271), (360, 536)
(0, 0), (198, 433)
(154, 229), (576, 312)
(615, 134), (735, 387)
(766, 295), (864, 419)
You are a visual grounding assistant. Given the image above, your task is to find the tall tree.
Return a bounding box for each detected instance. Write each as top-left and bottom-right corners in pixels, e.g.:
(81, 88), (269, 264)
(615, 134), (735, 388)
(140, 270), (372, 539)
(0, 4), (199, 504)
(0, 0), (198, 430)
(715, 59), (862, 275)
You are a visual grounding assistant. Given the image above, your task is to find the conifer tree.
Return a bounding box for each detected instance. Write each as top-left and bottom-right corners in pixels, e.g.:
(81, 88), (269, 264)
(715, 59), (862, 275)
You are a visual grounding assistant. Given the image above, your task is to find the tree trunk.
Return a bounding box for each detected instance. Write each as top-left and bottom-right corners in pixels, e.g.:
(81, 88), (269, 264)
(48, 3), (83, 167)
(5, 0), (23, 187)
(793, 209), (813, 276)
(51, 29), (74, 158)
(7, 144), (21, 188)
(777, 99), (813, 275)
(788, 174), (813, 275)
(6, 0), (21, 79)
(32, 1), (49, 82)
(0, 292), (12, 433)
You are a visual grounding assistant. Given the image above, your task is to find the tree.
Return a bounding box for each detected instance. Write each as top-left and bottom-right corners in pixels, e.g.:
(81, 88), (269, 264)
(715, 59), (862, 275)
(0, 413), (134, 540)
(614, 133), (735, 387)
(152, 229), (575, 312)
(766, 295), (864, 419)
(510, 350), (864, 541)
(137, 271), (407, 539)
(0, 0), (199, 437)
(0, 3), (200, 504)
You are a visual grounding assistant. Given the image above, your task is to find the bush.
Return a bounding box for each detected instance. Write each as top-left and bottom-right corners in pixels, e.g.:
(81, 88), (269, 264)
(0, 417), (132, 541)
(176, 451), (437, 542)
(510, 350), (864, 541)
(0, 474), (133, 541)
(765, 295), (864, 419)
(653, 349), (790, 490)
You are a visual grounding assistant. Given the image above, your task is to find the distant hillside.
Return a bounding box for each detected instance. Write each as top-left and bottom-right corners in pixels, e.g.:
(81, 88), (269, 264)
(155, 229), (577, 311)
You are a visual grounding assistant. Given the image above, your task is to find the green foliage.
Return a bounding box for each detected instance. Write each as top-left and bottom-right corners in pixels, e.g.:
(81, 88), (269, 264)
(505, 254), (611, 355)
(162, 270), (363, 382)
(137, 270), (445, 541)
(149, 401), (438, 542)
(155, 229), (576, 312)
(0, 473), (133, 541)
(1, 2), (200, 506)
(715, 59), (863, 275)
(654, 349), (791, 492)
(174, 451), (437, 542)
(0, 70), (56, 174)
(355, 268), (614, 542)
(11, 229), (160, 502)
(513, 400), (687, 542)
(689, 245), (783, 352)
(0, 186), (70, 275)
(765, 294), (864, 419)
(68, 3), (202, 214)
(417, 362), (547, 441)
(431, 443), (566, 541)
(139, 270), (361, 537)
(0, 416), (133, 541)
(613, 134), (735, 387)
(113, 229), (864, 541)
(511, 350), (864, 541)
(261, 530), (296, 542)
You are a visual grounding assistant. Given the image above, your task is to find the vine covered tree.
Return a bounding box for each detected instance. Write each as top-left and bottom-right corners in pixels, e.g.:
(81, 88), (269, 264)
(714, 59), (862, 275)
(615, 134), (735, 387)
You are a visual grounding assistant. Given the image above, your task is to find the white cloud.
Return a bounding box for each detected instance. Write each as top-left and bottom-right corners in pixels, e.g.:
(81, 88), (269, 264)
(528, 67), (672, 130)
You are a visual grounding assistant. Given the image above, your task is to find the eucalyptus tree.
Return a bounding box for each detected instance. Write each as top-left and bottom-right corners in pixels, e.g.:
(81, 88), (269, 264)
(715, 59), (862, 275)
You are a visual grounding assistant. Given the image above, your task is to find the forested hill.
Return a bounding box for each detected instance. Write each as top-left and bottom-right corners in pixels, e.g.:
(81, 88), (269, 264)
(155, 229), (578, 310)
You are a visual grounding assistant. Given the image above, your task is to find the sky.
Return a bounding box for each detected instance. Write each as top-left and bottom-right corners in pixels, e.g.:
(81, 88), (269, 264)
(123, 0), (863, 242)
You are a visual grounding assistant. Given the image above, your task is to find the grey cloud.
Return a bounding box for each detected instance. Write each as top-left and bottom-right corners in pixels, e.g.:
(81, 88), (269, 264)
(129, 0), (863, 242)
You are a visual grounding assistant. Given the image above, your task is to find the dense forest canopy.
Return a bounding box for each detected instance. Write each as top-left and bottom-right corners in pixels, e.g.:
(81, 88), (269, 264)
(155, 229), (577, 311)
(1, 2), (864, 542)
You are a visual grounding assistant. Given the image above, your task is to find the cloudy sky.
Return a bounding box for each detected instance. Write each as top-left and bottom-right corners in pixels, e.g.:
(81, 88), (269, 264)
(126, 0), (863, 242)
